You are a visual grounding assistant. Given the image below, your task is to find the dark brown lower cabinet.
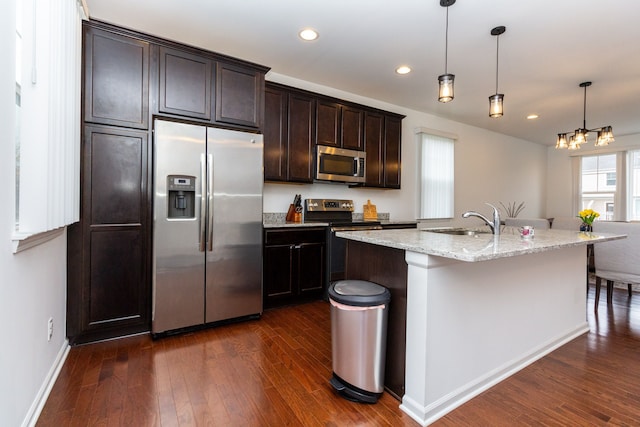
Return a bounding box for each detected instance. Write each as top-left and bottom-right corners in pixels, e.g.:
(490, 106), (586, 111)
(344, 239), (407, 401)
(67, 125), (151, 345)
(263, 227), (326, 308)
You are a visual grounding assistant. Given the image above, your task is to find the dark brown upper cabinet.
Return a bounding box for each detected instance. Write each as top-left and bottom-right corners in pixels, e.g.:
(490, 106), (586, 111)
(315, 100), (364, 151)
(263, 83), (315, 183)
(83, 26), (149, 129)
(316, 100), (340, 147)
(264, 81), (403, 187)
(341, 106), (365, 151)
(287, 92), (316, 183)
(264, 85), (288, 181)
(158, 47), (212, 120)
(384, 115), (402, 189)
(364, 111), (385, 187)
(215, 62), (264, 129)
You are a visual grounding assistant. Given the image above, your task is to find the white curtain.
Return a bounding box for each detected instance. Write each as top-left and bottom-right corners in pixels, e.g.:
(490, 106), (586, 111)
(418, 132), (455, 219)
(17, 0), (85, 233)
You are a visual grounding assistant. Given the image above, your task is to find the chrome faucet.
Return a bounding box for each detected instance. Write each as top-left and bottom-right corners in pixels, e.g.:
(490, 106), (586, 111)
(462, 203), (501, 235)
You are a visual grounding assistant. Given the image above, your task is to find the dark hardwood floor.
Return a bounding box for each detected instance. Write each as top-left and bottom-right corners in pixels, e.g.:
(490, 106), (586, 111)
(38, 284), (640, 426)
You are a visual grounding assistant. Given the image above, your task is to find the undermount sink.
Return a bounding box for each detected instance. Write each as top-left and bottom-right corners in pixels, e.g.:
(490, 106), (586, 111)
(423, 228), (490, 236)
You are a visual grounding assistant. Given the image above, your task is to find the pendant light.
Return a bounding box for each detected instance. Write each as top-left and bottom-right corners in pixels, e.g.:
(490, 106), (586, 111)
(438, 0), (456, 103)
(489, 26), (506, 118)
(555, 82), (615, 149)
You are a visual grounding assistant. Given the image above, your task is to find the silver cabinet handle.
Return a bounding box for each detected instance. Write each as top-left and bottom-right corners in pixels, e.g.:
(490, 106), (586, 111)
(199, 154), (206, 252)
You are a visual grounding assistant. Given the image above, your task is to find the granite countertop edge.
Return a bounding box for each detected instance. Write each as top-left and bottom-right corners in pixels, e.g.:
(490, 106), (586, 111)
(335, 228), (626, 262)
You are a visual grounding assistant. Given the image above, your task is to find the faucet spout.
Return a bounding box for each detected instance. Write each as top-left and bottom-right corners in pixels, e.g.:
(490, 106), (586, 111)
(462, 203), (501, 235)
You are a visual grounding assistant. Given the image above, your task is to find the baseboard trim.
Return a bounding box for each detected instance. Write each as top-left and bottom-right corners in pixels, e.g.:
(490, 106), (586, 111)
(22, 339), (70, 427)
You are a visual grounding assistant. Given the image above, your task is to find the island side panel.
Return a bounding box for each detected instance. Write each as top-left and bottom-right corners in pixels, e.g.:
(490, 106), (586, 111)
(345, 240), (407, 400)
(400, 245), (590, 426)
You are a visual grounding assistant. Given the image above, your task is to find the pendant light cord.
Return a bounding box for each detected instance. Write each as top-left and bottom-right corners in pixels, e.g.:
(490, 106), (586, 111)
(583, 84), (587, 130)
(444, 6), (449, 74)
(495, 34), (499, 94)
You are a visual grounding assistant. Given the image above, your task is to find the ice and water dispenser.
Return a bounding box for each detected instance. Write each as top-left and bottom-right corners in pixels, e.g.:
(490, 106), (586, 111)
(167, 175), (196, 218)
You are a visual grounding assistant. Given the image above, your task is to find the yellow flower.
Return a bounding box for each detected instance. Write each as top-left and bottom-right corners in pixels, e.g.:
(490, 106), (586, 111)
(577, 209), (600, 225)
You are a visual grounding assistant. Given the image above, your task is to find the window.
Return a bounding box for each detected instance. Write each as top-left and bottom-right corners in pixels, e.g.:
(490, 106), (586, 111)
(580, 154), (616, 221)
(13, 0), (85, 244)
(15, 0), (22, 227)
(417, 130), (455, 219)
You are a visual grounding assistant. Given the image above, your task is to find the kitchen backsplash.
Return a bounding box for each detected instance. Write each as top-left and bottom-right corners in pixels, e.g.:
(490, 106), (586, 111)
(263, 212), (390, 223)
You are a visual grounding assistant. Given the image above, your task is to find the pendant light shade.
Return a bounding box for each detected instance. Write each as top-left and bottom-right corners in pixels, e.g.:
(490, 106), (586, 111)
(596, 126), (614, 146)
(556, 133), (568, 149)
(555, 82), (614, 149)
(438, 74), (455, 102)
(489, 26), (506, 118)
(438, 0), (456, 103)
(489, 94), (504, 118)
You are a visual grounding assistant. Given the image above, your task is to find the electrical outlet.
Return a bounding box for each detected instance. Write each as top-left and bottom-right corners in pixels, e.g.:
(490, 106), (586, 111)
(47, 317), (53, 341)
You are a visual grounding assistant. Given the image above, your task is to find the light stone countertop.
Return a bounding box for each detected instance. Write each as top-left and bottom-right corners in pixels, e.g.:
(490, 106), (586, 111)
(263, 221), (329, 229)
(336, 226), (625, 262)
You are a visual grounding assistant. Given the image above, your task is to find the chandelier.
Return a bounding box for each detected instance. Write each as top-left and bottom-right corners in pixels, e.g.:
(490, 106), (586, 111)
(555, 82), (614, 150)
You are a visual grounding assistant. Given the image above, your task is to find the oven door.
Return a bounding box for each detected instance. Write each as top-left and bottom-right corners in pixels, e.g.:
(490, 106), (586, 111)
(328, 224), (383, 285)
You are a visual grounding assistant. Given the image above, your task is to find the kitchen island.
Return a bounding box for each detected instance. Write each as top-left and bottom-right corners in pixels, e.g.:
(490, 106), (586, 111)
(337, 227), (624, 426)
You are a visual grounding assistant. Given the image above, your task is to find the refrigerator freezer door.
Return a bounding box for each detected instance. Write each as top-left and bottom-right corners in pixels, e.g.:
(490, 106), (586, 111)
(205, 128), (264, 323)
(153, 120), (207, 334)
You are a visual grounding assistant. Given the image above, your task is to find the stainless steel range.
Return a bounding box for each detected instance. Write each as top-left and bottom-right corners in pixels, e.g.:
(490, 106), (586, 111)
(304, 199), (382, 286)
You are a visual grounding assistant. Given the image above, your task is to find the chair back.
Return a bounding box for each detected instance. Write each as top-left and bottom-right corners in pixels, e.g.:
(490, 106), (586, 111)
(551, 216), (582, 230)
(504, 217), (550, 230)
(592, 221), (640, 283)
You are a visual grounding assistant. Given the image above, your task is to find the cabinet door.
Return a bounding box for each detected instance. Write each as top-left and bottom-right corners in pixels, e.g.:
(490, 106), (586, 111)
(297, 242), (325, 295)
(263, 86), (288, 181)
(316, 100), (340, 147)
(159, 47), (212, 120)
(364, 111), (384, 187)
(68, 125), (151, 344)
(263, 244), (295, 305)
(341, 106), (364, 151)
(83, 25), (149, 129)
(384, 115), (402, 189)
(287, 93), (315, 183)
(215, 62), (264, 128)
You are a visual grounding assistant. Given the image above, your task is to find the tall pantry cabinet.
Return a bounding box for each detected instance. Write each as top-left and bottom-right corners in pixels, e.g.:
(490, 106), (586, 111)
(67, 20), (268, 344)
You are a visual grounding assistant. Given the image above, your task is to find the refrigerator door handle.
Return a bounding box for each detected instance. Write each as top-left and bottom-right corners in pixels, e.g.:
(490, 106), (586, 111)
(207, 153), (214, 251)
(199, 154), (207, 252)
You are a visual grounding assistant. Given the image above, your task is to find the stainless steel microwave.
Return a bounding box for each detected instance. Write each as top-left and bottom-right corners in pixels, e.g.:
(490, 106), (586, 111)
(315, 145), (366, 184)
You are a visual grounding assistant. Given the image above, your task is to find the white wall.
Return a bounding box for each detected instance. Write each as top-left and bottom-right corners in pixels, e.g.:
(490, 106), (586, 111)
(546, 133), (640, 218)
(1, 3), (69, 426)
(265, 73), (548, 226)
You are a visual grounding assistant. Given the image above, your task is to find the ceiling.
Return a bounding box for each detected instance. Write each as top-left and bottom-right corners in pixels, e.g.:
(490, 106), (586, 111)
(85, 0), (640, 146)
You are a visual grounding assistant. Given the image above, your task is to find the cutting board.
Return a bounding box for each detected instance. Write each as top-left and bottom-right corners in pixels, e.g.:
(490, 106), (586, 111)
(363, 200), (378, 221)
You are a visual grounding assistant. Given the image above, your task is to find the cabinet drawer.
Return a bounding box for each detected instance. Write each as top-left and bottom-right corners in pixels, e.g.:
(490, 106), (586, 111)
(264, 228), (326, 246)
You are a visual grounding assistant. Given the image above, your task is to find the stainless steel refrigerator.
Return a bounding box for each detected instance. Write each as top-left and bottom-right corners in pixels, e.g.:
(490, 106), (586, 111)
(152, 119), (263, 335)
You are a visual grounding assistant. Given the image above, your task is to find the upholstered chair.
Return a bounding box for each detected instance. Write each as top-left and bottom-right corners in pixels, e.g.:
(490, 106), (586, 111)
(551, 216), (583, 230)
(591, 221), (640, 309)
(504, 217), (551, 230)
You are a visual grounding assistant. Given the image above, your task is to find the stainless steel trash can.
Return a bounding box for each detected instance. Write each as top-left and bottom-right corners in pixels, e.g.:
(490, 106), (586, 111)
(328, 280), (391, 403)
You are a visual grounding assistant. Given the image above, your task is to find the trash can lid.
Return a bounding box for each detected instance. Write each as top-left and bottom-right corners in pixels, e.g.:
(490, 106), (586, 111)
(328, 280), (391, 306)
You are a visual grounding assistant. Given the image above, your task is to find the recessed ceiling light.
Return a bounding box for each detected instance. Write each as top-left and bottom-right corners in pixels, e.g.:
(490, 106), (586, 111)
(526, 114), (539, 120)
(299, 28), (319, 41)
(396, 66), (412, 75)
